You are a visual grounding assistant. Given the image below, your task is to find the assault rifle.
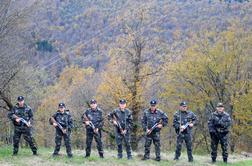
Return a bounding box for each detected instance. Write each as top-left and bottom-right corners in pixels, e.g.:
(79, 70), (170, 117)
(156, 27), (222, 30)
(112, 113), (126, 137)
(146, 119), (162, 135)
(13, 114), (31, 127)
(83, 114), (98, 134)
(49, 117), (67, 134)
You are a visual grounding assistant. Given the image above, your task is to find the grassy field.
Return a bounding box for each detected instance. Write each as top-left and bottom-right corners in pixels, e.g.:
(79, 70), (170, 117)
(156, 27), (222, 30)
(0, 146), (251, 166)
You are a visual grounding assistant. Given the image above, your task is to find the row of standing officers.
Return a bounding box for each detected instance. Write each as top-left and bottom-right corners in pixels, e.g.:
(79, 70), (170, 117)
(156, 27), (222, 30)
(8, 96), (232, 163)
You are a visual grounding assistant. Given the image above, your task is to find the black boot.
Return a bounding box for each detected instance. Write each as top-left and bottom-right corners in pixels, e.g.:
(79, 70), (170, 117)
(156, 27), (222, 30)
(127, 155), (132, 160)
(52, 153), (59, 157)
(117, 154), (122, 159)
(85, 151), (90, 158)
(212, 158), (216, 163)
(174, 157), (179, 160)
(99, 152), (104, 158)
(223, 158), (227, 163)
(188, 157), (193, 162)
(141, 157), (149, 160)
(142, 153), (150, 160)
(12, 152), (18, 156)
(188, 159), (193, 162)
(127, 151), (132, 160)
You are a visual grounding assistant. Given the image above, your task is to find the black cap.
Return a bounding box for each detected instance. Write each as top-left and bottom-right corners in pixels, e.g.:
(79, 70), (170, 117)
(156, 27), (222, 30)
(180, 101), (187, 107)
(119, 99), (127, 104)
(216, 102), (224, 107)
(17, 96), (24, 101)
(90, 99), (97, 104)
(150, 100), (157, 106)
(58, 103), (65, 108)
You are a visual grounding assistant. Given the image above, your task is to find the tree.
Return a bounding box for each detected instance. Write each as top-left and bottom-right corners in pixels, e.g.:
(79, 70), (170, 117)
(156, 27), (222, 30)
(97, 8), (168, 150)
(0, 0), (39, 111)
(161, 26), (252, 152)
(0, 0), (43, 146)
(35, 66), (94, 147)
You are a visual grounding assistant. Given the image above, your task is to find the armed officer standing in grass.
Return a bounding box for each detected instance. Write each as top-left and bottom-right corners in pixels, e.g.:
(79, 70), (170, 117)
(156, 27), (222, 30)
(208, 102), (232, 163)
(8, 96), (38, 156)
(173, 101), (197, 162)
(108, 99), (133, 160)
(49, 103), (73, 158)
(141, 100), (168, 161)
(82, 99), (104, 158)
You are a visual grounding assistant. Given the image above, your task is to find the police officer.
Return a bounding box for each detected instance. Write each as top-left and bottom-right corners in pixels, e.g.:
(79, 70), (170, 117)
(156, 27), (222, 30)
(108, 99), (133, 159)
(82, 99), (104, 158)
(142, 100), (168, 161)
(50, 103), (73, 158)
(208, 102), (231, 163)
(8, 96), (37, 156)
(173, 101), (197, 162)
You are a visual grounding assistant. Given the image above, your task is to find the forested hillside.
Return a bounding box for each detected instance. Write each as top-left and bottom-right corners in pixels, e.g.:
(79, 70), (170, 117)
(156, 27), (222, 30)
(0, 0), (251, 155)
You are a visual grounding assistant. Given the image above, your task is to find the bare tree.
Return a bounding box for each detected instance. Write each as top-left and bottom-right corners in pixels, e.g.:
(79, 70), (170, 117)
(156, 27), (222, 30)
(0, 0), (38, 111)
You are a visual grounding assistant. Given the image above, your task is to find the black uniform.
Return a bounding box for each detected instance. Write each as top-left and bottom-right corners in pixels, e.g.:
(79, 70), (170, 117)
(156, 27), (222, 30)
(108, 108), (133, 159)
(142, 108), (168, 161)
(82, 107), (104, 158)
(208, 111), (231, 162)
(8, 103), (37, 155)
(173, 110), (197, 161)
(50, 110), (73, 157)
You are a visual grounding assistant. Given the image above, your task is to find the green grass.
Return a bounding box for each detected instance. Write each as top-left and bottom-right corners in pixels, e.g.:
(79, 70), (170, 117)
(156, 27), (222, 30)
(0, 146), (251, 166)
(216, 160), (252, 166)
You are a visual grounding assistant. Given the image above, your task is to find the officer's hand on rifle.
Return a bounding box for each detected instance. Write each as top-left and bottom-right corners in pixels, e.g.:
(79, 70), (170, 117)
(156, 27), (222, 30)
(63, 129), (67, 134)
(180, 125), (186, 131)
(27, 121), (32, 127)
(95, 128), (99, 133)
(157, 124), (163, 128)
(85, 121), (90, 126)
(146, 129), (151, 135)
(189, 123), (193, 128)
(15, 118), (21, 123)
(113, 120), (117, 126)
(53, 122), (57, 127)
(122, 129), (127, 135)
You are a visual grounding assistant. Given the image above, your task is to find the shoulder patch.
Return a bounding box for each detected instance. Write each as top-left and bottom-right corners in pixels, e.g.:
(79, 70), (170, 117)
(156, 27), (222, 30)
(174, 111), (180, 115)
(97, 108), (103, 112)
(144, 109), (149, 114)
(157, 109), (164, 114)
(224, 112), (230, 116)
(213, 112), (218, 116)
(188, 110), (194, 115)
(126, 108), (132, 113)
